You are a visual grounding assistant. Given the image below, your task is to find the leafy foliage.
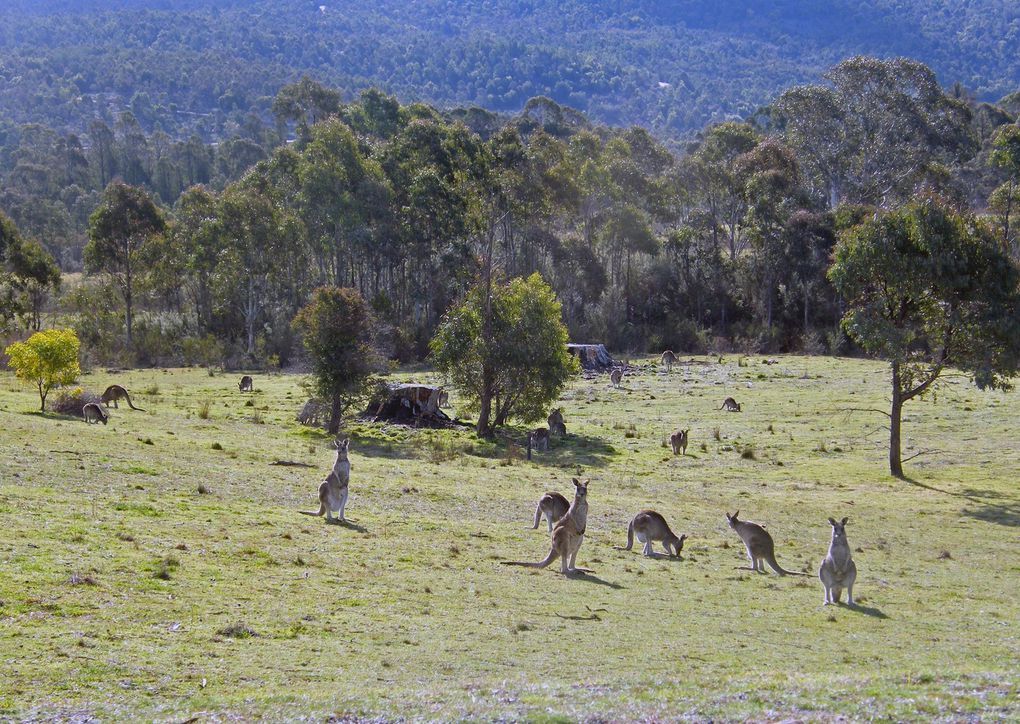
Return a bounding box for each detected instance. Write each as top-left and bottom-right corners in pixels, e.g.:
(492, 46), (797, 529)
(4, 328), (81, 411)
(431, 273), (577, 434)
(829, 196), (1020, 476)
(293, 286), (378, 434)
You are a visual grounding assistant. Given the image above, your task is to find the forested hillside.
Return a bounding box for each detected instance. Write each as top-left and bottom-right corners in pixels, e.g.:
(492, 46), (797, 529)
(1, 0), (1018, 144)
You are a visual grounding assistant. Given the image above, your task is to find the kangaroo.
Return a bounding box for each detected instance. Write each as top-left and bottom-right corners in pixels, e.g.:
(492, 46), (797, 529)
(610, 368), (623, 388)
(101, 384), (143, 410)
(503, 478), (592, 575)
(726, 510), (804, 575)
(530, 427), (550, 452)
(819, 517), (857, 605)
(299, 438), (351, 523)
(438, 390), (450, 407)
(82, 402), (108, 425)
(670, 428), (689, 455)
(547, 408), (567, 437)
(719, 397), (741, 412)
(238, 375), (254, 392)
(531, 491), (570, 532)
(660, 349), (678, 372)
(622, 510), (687, 557)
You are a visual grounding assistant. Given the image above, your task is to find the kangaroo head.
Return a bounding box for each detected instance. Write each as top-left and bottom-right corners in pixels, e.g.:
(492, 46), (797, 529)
(675, 533), (688, 554)
(333, 437), (350, 458)
(682, 429), (689, 436)
(572, 478), (589, 498)
(726, 510), (740, 528)
(828, 516), (849, 539)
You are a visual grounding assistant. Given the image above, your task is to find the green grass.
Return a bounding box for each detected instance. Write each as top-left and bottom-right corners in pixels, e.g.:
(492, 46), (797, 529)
(0, 358), (1018, 720)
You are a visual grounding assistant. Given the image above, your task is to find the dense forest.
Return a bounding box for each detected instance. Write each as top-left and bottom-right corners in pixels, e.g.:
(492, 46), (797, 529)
(1, 0), (1019, 147)
(2, 52), (1018, 371)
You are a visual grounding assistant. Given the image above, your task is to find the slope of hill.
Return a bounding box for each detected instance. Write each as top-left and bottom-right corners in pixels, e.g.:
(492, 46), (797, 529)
(0, 0), (1017, 142)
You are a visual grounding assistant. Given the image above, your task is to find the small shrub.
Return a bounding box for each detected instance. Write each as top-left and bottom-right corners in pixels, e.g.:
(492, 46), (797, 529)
(740, 445), (757, 460)
(197, 399), (212, 419)
(244, 399), (254, 407)
(153, 555), (179, 580)
(143, 383), (160, 396)
(814, 441), (828, 453)
(217, 622), (258, 639)
(249, 408), (264, 425)
(210, 442), (223, 451)
(51, 387), (103, 418)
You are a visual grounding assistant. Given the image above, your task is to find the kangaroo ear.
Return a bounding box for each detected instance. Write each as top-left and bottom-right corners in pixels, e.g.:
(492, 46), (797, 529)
(841, 517), (849, 526)
(828, 517), (836, 526)
(572, 478), (580, 487)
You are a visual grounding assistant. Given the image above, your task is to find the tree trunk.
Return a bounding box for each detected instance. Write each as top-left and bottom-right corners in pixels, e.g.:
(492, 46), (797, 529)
(476, 367), (494, 437)
(327, 393), (342, 435)
(38, 382), (46, 412)
(124, 265), (134, 347)
(889, 362), (904, 479)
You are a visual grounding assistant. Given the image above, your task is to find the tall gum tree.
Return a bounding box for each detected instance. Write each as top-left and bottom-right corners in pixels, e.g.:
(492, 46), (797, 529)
(829, 196), (1020, 478)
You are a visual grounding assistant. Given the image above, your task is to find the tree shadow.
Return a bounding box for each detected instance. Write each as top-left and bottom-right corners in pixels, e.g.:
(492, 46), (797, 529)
(530, 433), (618, 468)
(902, 477), (1020, 528)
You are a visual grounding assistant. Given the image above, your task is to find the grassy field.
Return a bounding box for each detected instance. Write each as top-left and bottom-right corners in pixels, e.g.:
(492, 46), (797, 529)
(1, 355), (1018, 721)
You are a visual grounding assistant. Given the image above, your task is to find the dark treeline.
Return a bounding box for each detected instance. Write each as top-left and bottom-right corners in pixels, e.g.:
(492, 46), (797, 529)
(2, 56), (1019, 369)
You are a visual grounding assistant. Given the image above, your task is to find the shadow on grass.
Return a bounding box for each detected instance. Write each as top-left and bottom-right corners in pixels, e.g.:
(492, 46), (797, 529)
(903, 477), (1020, 528)
(845, 602), (890, 619)
(568, 571), (625, 589)
(333, 519), (369, 533)
(528, 433), (618, 469)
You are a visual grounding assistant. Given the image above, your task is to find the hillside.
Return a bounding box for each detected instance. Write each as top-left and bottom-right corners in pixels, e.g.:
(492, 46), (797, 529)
(0, 0), (1018, 142)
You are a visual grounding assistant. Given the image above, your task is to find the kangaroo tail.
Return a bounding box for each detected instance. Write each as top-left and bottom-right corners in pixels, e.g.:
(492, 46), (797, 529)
(531, 503), (542, 529)
(625, 520), (634, 550)
(766, 554), (807, 576)
(299, 503), (326, 517)
(126, 393), (144, 411)
(501, 547), (558, 569)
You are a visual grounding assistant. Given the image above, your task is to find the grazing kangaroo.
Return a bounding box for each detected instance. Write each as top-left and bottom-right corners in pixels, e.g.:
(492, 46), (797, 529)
(547, 408), (567, 437)
(531, 491), (570, 532)
(819, 517), (857, 605)
(299, 438), (351, 523)
(238, 375), (253, 392)
(610, 368), (623, 388)
(660, 349), (678, 372)
(670, 429), (689, 455)
(726, 511), (804, 575)
(719, 397), (742, 412)
(530, 427), (550, 452)
(101, 384), (143, 410)
(502, 478), (592, 575)
(622, 510), (687, 557)
(82, 403), (108, 425)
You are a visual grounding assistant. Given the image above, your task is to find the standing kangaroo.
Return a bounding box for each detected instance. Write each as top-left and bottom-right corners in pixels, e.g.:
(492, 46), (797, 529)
(660, 350), (677, 372)
(719, 397), (741, 412)
(531, 491), (570, 532)
(299, 438), (351, 523)
(622, 510), (687, 557)
(529, 427), (550, 452)
(101, 385), (143, 410)
(503, 478), (592, 575)
(238, 375), (254, 392)
(610, 368), (623, 388)
(82, 403), (108, 425)
(547, 408), (567, 437)
(726, 511), (803, 575)
(670, 429), (689, 455)
(819, 517), (857, 605)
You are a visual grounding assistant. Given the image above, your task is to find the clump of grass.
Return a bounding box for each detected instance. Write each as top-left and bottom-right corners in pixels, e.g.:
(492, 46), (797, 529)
(624, 430), (637, 439)
(153, 555), (179, 580)
(197, 483), (210, 494)
(767, 423), (774, 434)
(210, 442), (223, 451)
(712, 426), (721, 441)
(449, 544), (460, 556)
(68, 572), (98, 586)
(244, 399), (255, 407)
(740, 445), (757, 460)
(116, 532), (134, 542)
(938, 550), (953, 560)
(143, 438), (154, 445)
(700, 442), (708, 452)
(197, 399), (212, 419)
(207, 368), (216, 377)
(814, 441), (828, 453)
(217, 622), (258, 639)
(499, 441), (521, 467)
(143, 383), (160, 396)
(250, 408), (265, 425)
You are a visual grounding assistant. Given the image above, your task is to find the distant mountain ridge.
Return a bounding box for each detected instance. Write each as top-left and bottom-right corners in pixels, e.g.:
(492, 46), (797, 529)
(0, 0), (1017, 141)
